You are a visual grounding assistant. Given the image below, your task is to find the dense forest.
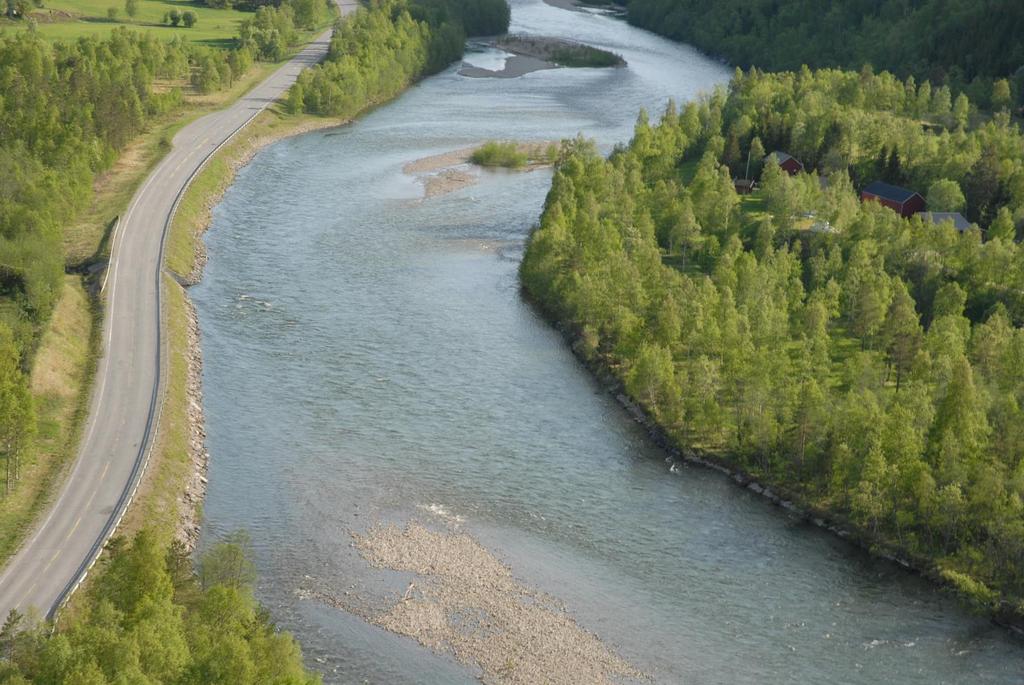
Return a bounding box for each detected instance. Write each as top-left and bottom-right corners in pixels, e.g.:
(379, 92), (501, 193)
(521, 67), (1024, 615)
(624, 0), (1024, 109)
(0, 531), (320, 684)
(290, 0), (510, 116)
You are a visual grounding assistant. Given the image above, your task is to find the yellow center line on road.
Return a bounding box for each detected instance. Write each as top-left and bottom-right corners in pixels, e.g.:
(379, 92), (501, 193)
(43, 548), (62, 573)
(45, 459), (111, 570)
(170, 138), (211, 175)
(21, 582), (37, 603)
(85, 463), (110, 505)
(65, 516), (83, 541)
(84, 463), (111, 508)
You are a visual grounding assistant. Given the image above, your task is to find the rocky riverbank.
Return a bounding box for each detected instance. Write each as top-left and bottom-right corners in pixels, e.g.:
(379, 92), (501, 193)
(175, 295), (208, 551)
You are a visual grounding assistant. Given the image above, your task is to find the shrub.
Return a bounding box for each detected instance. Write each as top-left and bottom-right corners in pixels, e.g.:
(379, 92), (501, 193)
(238, 4), (297, 61)
(926, 178), (966, 212)
(549, 44), (624, 68)
(941, 568), (999, 611)
(470, 141), (527, 168)
(543, 142), (559, 163)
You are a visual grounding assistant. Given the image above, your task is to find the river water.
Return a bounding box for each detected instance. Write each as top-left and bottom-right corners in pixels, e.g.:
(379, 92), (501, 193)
(192, 0), (1024, 682)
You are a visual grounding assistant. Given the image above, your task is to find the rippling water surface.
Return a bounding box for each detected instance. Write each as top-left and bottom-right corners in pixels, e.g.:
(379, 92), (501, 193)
(193, 1), (1024, 681)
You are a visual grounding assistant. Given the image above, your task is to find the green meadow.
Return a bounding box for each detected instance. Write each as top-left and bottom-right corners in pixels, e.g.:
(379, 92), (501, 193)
(4, 0), (253, 48)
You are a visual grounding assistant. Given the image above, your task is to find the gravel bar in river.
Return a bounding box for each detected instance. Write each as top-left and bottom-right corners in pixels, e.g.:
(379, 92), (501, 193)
(353, 521), (646, 684)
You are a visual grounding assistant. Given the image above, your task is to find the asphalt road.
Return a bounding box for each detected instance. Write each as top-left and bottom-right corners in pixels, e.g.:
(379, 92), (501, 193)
(0, 0), (357, 621)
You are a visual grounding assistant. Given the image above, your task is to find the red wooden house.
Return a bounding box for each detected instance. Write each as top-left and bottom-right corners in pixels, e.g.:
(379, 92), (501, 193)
(765, 151), (804, 175)
(861, 181), (925, 217)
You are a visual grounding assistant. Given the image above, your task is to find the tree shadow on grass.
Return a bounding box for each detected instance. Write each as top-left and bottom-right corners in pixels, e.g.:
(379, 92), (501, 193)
(159, 0), (257, 11)
(192, 37), (239, 49)
(152, 0), (205, 7)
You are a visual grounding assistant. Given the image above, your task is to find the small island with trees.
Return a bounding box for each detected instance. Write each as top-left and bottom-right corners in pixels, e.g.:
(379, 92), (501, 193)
(497, 34), (624, 68)
(470, 140), (560, 168)
(460, 34), (624, 78)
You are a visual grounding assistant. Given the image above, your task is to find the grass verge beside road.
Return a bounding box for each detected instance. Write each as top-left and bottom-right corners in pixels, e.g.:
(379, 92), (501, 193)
(0, 277), (96, 564)
(117, 274), (191, 544)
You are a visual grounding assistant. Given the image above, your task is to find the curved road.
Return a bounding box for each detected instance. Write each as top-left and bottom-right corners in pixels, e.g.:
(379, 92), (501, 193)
(0, 0), (356, 621)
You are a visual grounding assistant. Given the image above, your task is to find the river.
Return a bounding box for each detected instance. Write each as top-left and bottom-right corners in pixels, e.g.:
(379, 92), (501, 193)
(192, 0), (1024, 682)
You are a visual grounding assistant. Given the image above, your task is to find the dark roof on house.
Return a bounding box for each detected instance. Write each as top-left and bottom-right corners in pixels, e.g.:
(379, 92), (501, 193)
(766, 151), (800, 166)
(917, 212), (972, 232)
(862, 181), (922, 204)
